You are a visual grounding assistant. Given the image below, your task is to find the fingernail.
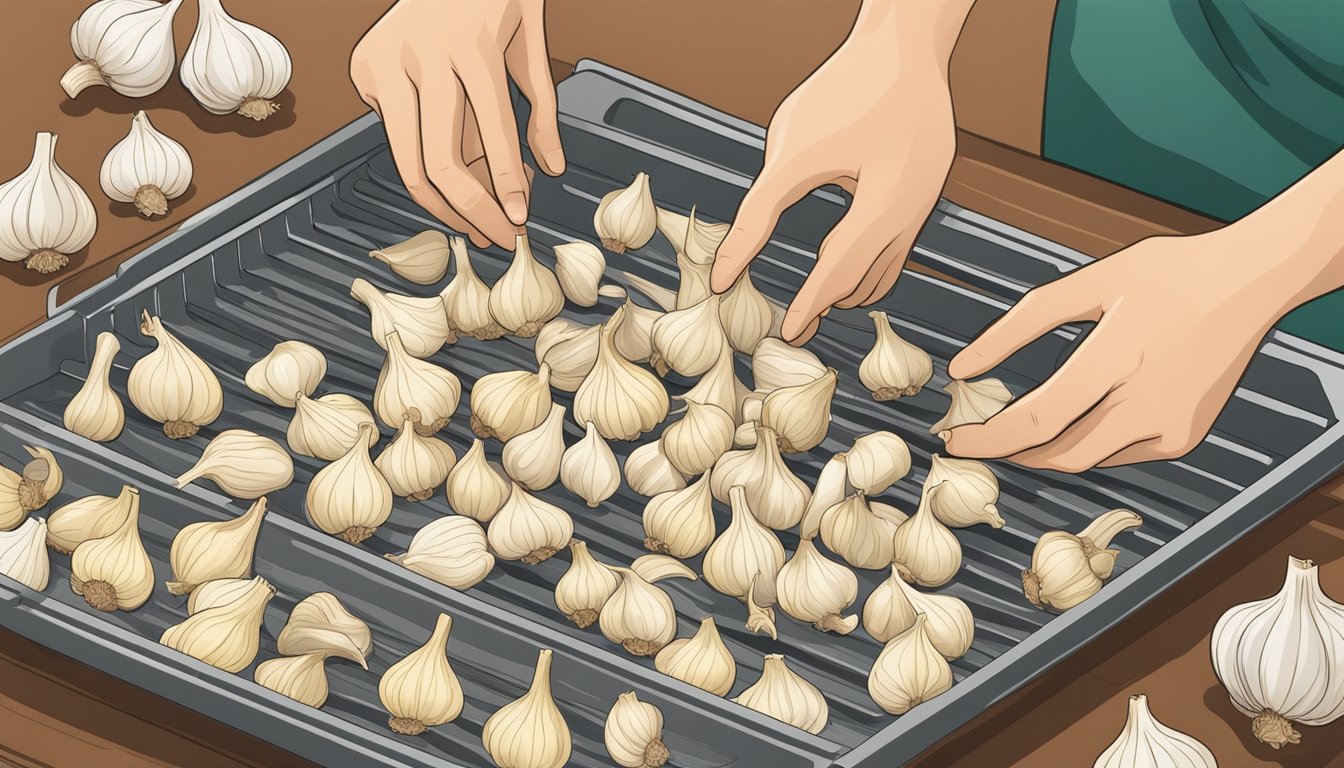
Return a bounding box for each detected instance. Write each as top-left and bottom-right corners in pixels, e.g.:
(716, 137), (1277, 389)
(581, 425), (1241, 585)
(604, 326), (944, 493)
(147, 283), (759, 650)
(545, 148), (566, 174)
(502, 192), (528, 226)
(937, 430), (952, 442)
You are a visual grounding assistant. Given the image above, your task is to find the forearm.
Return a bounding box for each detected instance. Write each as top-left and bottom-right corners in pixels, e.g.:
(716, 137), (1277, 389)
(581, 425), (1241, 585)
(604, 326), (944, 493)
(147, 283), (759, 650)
(851, 0), (976, 79)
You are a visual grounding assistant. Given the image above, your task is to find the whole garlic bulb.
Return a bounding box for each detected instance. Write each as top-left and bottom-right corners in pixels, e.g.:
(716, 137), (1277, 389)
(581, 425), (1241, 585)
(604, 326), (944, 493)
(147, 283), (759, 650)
(445, 439), (511, 523)
(733, 654), (829, 735)
(374, 330), (461, 435)
(606, 692), (670, 768)
(600, 566), (678, 656)
(165, 496), (267, 594)
(351, 278), (454, 358)
(574, 315), (669, 441)
(553, 241), (606, 307)
(502, 403), (566, 491)
(1023, 508), (1144, 611)
(64, 331), (125, 442)
(931, 378), (1014, 435)
(925, 453), (1004, 528)
(867, 613), (953, 715)
(751, 339), (826, 393)
(470, 364), (553, 442)
(379, 613), (464, 735)
(650, 295), (729, 377)
(892, 483), (962, 588)
(859, 311), (934, 400)
(46, 484), (135, 555)
(255, 652), (330, 709)
(0, 445), (63, 525)
(375, 411), (457, 501)
(99, 111), (192, 217)
(776, 537), (859, 634)
(276, 592), (374, 667)
(174, 429), (294, 499)
(488, 233), (564, 338)
(554, 540), (620, 628)
(718, 268), (773, 354)
(623, 441), (686, 497)
(1094, 694), (1218, 768)
(288, 392), (377, 461)
(70, 486), (153, 611)
(245, 340), (326, 408)
(127, 310), (223, 439)
(62, 0), (183, 99)
(0, 517), (50, 591)
(660, 397), (733, 477)
(482, 648), (571, 768)
(440, 236), (504, 340)
(305, 423), (393, 544)
(560, 421), (620, 508)
(863, 566), (975, 660)
(535, 319), (600, 392)
(654, 616), (736, 696)
(594, 173), (656, 253)
(709, 426), (810, 530)
(846, 431), (911, 496)
(642, 474), (715, 559)
(0, 132), (97, 275)
(702, 486), (785, 601)
(760, 368), (838, 454)
(387, 515), (494, 590)
(799, 453), (850, 540)
(605, 286), (662, 363)
(180, 0), (293, 121)
(371, 230), (451, 286)
(488, 484), (574, 564)
(160, 575), (275, 672)
(819, 493), (896, 570)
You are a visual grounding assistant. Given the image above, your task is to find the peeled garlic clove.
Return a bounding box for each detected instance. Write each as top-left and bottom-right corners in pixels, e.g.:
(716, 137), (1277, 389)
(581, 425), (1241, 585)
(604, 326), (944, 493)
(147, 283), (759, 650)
(0, 132), (97, 274)
(930, 378), (1014, 434)
(471, 364), (553, 442)
(819, 493), (896, 570)
(245, 340), (326, 408)
(161, 575), (275, 671)
(685, 344), (750, 424)
(483, 648), (572, 768)
(925, 453), (1003, 528)
(892, 484), (962, 588)
(445, 439), (511, 523)
(165, 496), (266, 594)
(0, 517), (50, 591)
(440, 236), (505, 340)
(1022, 508), (1143, 611)
(863, 566), (974, 659)
(719, 267), (773, 353)
(642, 474), (715, 559)
(62, 0), (182, 99)
(746, 571), (779, 640)
(387, 515), (494, 591)
(631, 554), (698, 583)
(560, 421), (620, 508)
(799, 453), (850, 540)
(751, 338), (826, 393)
(288, 392), (377, 461)
(375, 411), (457, 501)
(174, 430), (294, 499)
(1094, 694), (1218, 768)
(703, 487), (786, 601)
(624, 441), (686, 497)
(180, 0), (292, 121)
(99, 111), (192, 217)
(305, 423), (393, 544)
(255, 652), (329, 708)
(371, 230), (451, 286)
(380, 614), (464, 735)
(846, 431), (911, 496)
(660, 397), (733, 477)
(374, 330), (462, 435)
(594, 173), (656, 253)
(761, 368), (837, 454)
(535, 320), (600, 392)
(553, 241), (606, 307)
(46, 485), (135, 555)
(0, 446), (63, 525)
(650, 295), (728, 377)
(709, 427), (810, 530)
(554, 539), (620, 628)
(575, 316), (669, 441)
(128, 311), (223, 439)
(488, 484), (574, 565)
(276, 591), (373, 668)
(860, 311), (934, 400)
(867, 613), (953, 715)
(64, 331), (125, 441)
(654, 616), (736, 696)
(605, 691), (670, 768)
(488, 233), (565, 338)
(733, 654), (829, 735)
(70, 486), (153, 611)
(600, 567), (678, 656)
(502, 403), (566, 491)
(776, 537), (858, 634)
(606, 288), (662, 363)
(351, 278), (454, 357)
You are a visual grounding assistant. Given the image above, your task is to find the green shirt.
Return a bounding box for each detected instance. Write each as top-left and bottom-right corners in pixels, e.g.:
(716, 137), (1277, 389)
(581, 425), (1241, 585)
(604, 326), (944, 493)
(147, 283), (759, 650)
(1045, 0), (1344, 350)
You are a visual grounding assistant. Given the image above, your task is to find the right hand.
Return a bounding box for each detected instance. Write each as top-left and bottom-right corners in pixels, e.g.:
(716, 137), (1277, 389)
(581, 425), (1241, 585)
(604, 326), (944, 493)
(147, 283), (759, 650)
(350, 0), (564, 249)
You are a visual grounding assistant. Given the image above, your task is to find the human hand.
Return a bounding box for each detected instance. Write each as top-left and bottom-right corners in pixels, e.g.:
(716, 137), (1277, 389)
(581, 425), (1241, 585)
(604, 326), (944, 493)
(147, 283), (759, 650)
(350, 0), (563, 249)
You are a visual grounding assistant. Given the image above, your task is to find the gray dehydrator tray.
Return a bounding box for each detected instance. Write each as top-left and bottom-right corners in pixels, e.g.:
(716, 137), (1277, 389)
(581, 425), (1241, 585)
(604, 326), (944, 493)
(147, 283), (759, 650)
(1, 58), (1343, 767)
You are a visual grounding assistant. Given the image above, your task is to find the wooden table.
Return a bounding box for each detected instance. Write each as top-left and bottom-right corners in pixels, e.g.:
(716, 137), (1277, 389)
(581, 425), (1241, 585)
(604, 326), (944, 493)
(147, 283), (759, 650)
(1, 2), (1341, 766)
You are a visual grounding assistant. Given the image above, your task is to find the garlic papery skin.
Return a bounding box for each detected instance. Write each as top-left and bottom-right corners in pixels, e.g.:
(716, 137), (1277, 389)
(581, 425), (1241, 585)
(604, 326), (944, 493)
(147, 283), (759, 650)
(660, 397), (733, 477)
(863, 566), (975, 659)
(642, 473), (715, 558)
(187, 577), (253, 614)
(846, 431), (911, 496)
(746, 571), (779, 640)
(1212, 555), (1344, 749)
(0, 446), (62, 526)
(387, 515), (494, 591)
(554, 540), (620, 628)
(860, 311), (933, 400)
(734, 654), (829, 735)
(174, 430), (294, 499)
(160, 575), (275, 672)
(165, 496), (266, 594)
(482, 648), (571, 768)
(255, 652), (330, 708)
(70, 486), (152, 611)
(630, 554), (698, 584)
(760, 368), (838, 454)
(470, 364), (553, 442)
(127, 310), (223, 439)
(680, 207), (731, 267)
(925, 453), (1003, 529)
(930, 378), (1014, 435)
(1094, 694), (1218, 768)
(553, 241), (606, 307)
(288, 392), (377, 461)
(305, 424), (393, 544)
(624, 441), (686, 497)
(375, 411), (457, 501)
(709, 426), (811, 530)
(488, 484), (574, 565)
(64, 331), (125, 442)
(379, 613), (464, 735)
(371, 230), (451, 286)
(245, 340), (326, 408)
(606, 288), (662, 363)
(180, 0), (292, 121)
(62, 0), (182, 99)
(99, 111), (192, 217)
(776, 537), (858, 634)
(502, 403), (566, 491)
(703, 487), (786, 601)
(276, 592), (373, 668)
(654, 207), (690, 255)
(674, 250), (712, 310)
(575, 317), (669, 441)
(606, 691), (670, 768)
(351, 278), (454, 357)
(1023, 508), (1144, 611)
(686, 344), (750, 424)
(799, 453), (850, 540)
(375, 330), (462, 435)
(819, 493), (896, 570)
(0, 517), (50, 591)
(718, 268), (773, 354)
(560, 421), (620, 508)
(594, 172), (656, 253)
(488, 233), (565, 338)
(891, 484), (962, 588)
(445, 439), (511, 523)
(600, 566), (678, 656)
(868, 614), (953, 715)
(649, 295), (729, 377)
(655, 616), (736, 696)
(47, 486), (134, 555)
(535, 320), (600, 392)
(0, 132), (97, 274)
(751, 338), (827, 393)
(441, 236), (505, 340)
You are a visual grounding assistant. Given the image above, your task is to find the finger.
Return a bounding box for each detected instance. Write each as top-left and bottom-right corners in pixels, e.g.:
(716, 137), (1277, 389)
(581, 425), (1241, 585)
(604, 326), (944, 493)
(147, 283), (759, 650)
(712, 162), (819, 294)
(505, 5), (565, 176)
(1005, 398), (1140, 473)
(839, 231), (915, 309)
(787, 315), (822, 346)
(459, 58), (531, 226)
(948, 283), (1101, 380)
(860, 250), (911, 307)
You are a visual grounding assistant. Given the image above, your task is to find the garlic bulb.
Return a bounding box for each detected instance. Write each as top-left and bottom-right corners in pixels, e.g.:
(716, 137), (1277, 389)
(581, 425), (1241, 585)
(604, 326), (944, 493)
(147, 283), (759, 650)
(1023, 508), (1144, 611)
(624, 441), (686, 497)
(655, 616), (736, 696)
(446, 439), (511, 523)
(1212, 555), (1344, 748)
(892, 484), (962, 588)
(553, 241), (606, 306)
(440, 236), (505, 339)
(799, 453), (850, 540)
(255, 653), (330, 708)
(574, 317), (669, 441)
(685, 344), (751, 424)
(379, 613), (464, 735)
(375, 411), (456, 501)
(605, 692), (670, 768)
(470, 364), (553, 442)
(482, 649), (571, 768)
(600, 566), (678, 656)
(160, 575), (275, 672)
(502, 403), (566, 491)
(733, 655), (828, 735)
(245, 340), (326, 408)
(1094, 694), (1218, 768)
(718, 268), (773, 353)
(535, 320), (600, 392)
(709, 426), (810, 530)
(746, 571), (779, 640)
(276, 592), (373, 667)
(0, 517), (50, 591)
(488, 484), (574, 564)
(674, 251), (712, 310)
(374, 330), (461, 435)
(776, 537), (858, 634)
(642, 474), (715, 559)
(288, 392), (377, 461)
(371, 230), (451, 285)
(660, 398), (733, 477)
(0, 132), (97, 274)
(64, 331), (125, 442)
(351, 278), (454, 357)
(46, 484), (134, 555)
(305, 424), (393, 544)
(554, 540), (620, 628)
(860, 311), (934, 400)
(70, 486), (152, 611)
(703, 487), (786, 601)
(127, 310), (223, 439)
(594, 173), (656, 253)
(867, 614), (953, 715)
(62, 0), (182, 99)
(174, 430), (294, 499)
(751, 338), (826, 392)
(819, 494), (896, 570)
(846, 431), (911, 496)
(99, 111), (192, 217)
(680, 207), (730, 267)
(560, 421), (620, 507)
(760, 369), (837, 454)
(650, 296), (729, 377)
(925, 453), (1003, 528)
(387, 515), (494, 590)
(930, 378), (1014, 435)
(488, 233), (565, 338)
(606, 288), (662, 363)
(863, 566), (974, 659)
(180, 0), (292, 121)
(165, 496), (266, 594)
(0, 446), (62, 526)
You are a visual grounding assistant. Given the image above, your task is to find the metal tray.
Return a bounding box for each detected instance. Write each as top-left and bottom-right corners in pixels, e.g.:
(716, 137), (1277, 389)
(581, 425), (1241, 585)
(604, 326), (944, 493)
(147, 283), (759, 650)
(2, 59), (1343, 766)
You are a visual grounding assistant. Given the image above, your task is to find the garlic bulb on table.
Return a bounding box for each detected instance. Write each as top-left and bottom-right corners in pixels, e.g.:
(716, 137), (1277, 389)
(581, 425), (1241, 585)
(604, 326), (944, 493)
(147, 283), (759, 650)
(174, 430), (294, 499)
(351, 278), (455, 356)
(718, 267), (773, 354)
(845, 431), (911, 496)
(0, 132), (97, 274)
(660, 397), (733, 477)
(931, 378), (1014, 435)
(470, 364), (553, 442)
(488, 484), (574, 564)
(859, 311), (933, 400)
(655, 616), (736, 696)
(650, 295), (729, 377)
(703, 486), (786, 601)
(1, 446), (62, 525)
(534, 319), (600, 392)
(181, 0), (292, 121)
(445, 439), (511, 523)
(560, 421), (620, 507)
(643, 473), (715, 559)
(594, 173), (656, 253)
(61, 0), (182, 99)
(574, 313), (669, 441)
(165, 496), (267, 594)
(760, 368), (838, 454)
(709, 426), (810, 530)
(374, 330), (461, 435)
(47, 484), (135, 555)
(819, 493), (897, 570)
(100, 111), (193, 217)
(0, 517), (50, 591)
(254, 652), (331, 709)
(502, 403), (566, 491)
(64, 331), (125, 442)
(925, 453), (1003, 528)
(600, 566), (679, 656)
(160, 575), (275, 672)
(776, 537), (859, 634)
(128, 311), (223, 438)
(624, 441), (686, 497)
(892, 483), (963, 588)
(489, 233), (565, 338)
(553, 240), (606, 306)
(1093, 694), (1217, 768)
(863, 566), (974, 659)
(371, 230), (451, 285)
(482, 648), (571, 768)
(387, 515), (494, 590)
(868, 614), (953, 715)
(440, 236), (504, 339)
(70, 486), (153, 611)
(245, 340), (326, 408)
(751, 338), (827, 393)
(305, 424), (393, 544)
(375, 410), (457, 501)
(276, 592), (373, 667)
(288, 392), (377, 461)
(379, 613), (464, 735)
(1023, 508), (1144, 611)
(684, 343), (749, 423)
(606, 691), (670, 768)
(734, 654), (829, 735)
(554, 540), (620, 628)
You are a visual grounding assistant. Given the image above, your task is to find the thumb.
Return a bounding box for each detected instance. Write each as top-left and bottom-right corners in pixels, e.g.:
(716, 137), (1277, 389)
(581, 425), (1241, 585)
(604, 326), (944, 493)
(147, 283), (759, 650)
(948, 283), (1096, 380)
(712, 161), (812, 294)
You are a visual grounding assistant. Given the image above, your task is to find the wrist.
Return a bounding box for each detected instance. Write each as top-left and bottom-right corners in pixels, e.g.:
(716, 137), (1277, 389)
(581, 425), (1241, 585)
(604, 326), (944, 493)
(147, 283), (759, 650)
(851, 0), (974, 78)
(1232, 183), (1344, 316)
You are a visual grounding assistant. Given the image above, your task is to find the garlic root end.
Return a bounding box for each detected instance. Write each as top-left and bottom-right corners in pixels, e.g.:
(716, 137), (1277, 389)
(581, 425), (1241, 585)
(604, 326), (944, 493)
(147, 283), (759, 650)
(338, 526), (377, 545)
(81, 579), (118, 612)
(1022, 569), (1045, 609)
(237, 98), (281, 122)
(163, 420), (199, 439)
(521, 546), (560, 565)
(642, 739), (671, 768)
(568, 609), (598, 629)
(25, 249), (69, 275)
(388, 716), (427, 736)
(871, 384), (923, 401)
(17, 479), (49, 511)
(134, 185), (169, 218)
(1252, 709), (1301, 749)
(600, 238), (628, 254)
(622, 638), (664, 656)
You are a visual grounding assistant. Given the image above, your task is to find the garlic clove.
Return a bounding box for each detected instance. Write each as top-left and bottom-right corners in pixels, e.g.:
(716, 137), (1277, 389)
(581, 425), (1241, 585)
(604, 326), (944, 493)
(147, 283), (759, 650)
(0, 446), (63, 526)
(733, 654), (829, 735)
(379, 613), (464, 735)
(374, 330), (462, 435)
(703, 486), (786, 601)
(388, 515), (494, 591)
(371, 230), (451, 286)
(776, 537), (859, 634)
(574, 315), (669, 441)
(599, 566), (678, 656)
(718, 267), (774, 353)
(654, 616), (736, 696)
(605, 287), (663, 363)
(733, 420), (760, 449)
(165, 496), (267, 594)
(127, 310), (223, 439)
(502, 403), (567, 491)
(863, 566), (974, 659)
(445, 439), (511, 523)
(64, 331), (126, 442)
(174, 429), (294, 499)
(46, 485), (135, 555)
(746, 571), (779, 640)
(685, 344), (751, 424)
(554, 540), (620, 628)
(594, 173), (656, 253)
(751, 338), (827, 393)
(62, 0), (183, 99)
(760, 368), (838, 454)
(925, 453), (1003, 528)
(180, 0), (292, 121)
(649, 295), (728, 377)
(186, 576), (253, 615)
(535, 319), (600, 392)
(867, 613), (953, 715)
(605, 691), (671, 768)
(70, 486), (153, 611)
(488, 233), (565, 338)
(487, 483), (574, 564)
(892, 483), (963, 588)
(1094, 694), (1218, 768)
(1022, 508), (1143, 611)
(819, 493), (897, 570)
(375, 411), (457, 501)
(99, 111), (193, 217)
(799, 453), (851, 540)
(642, 473), (715, 559)
(276, 591), (374, 668)
(255, 652), (330, 708)
(709, 427), (811, 530)
(553, 241), (606, 307)
(440, 236), (505, 340)
(860, 311), (933, 400)
(304, 423), (393, 544)
(674, 250), (713, 309)
(482, 648), (572, 768)
(0, 517), (50, 591)
(351, 278), (454, 357)
(288, 392), (377, 461)
(631, 554), (698, 583)
(846, 431), (911, 496)
(623, 441), (686, 497)
(930, 378), (1014, 434)
(470, 364), (553, 442)
(560, 421), (620, 508)
(245, 340), (326, 408)
(659, 397), (734, 477)
(160, 575), (275, 672)
(680, 206), (731, 267)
